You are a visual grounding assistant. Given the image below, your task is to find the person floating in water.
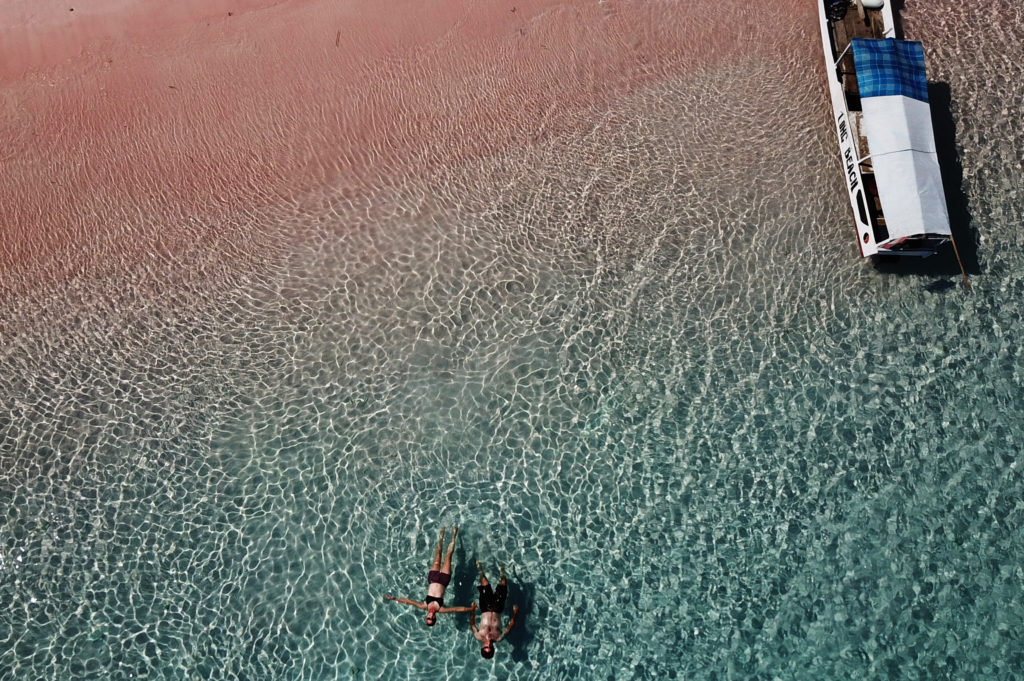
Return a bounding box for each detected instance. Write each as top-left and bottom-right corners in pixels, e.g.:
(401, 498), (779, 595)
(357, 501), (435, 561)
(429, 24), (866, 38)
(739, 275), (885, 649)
(385, 526), (473, 626)
(470, 561), (518, 658)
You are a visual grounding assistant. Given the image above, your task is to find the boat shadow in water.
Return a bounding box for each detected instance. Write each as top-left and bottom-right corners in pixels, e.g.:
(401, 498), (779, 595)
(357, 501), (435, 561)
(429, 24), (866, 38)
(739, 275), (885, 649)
(890, 0), (906, 39)
(873, 81), (980, 284)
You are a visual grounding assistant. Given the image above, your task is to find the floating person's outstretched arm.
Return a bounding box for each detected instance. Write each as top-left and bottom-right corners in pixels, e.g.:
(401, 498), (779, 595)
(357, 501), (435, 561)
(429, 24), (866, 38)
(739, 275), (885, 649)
(384, 594), (427, 610)
(502, 604), (519, 637)
(439, 604), (474, 613)
(469, 602), (479, 636)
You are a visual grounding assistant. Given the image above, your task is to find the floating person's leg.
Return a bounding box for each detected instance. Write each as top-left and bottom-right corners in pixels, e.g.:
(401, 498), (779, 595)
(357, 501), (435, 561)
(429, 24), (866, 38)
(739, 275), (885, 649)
(431, 526), (446, 572)
(495, 565), (508, 608)
(442, 526), (458, 574)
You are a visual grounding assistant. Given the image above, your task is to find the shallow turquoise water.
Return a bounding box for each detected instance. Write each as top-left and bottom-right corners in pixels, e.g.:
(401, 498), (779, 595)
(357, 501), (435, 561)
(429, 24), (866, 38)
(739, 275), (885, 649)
(3, 3), (1024, 680)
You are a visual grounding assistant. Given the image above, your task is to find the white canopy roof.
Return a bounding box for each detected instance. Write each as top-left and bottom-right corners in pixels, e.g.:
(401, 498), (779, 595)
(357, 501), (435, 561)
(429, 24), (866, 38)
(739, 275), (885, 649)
(861, 95), (951, 240)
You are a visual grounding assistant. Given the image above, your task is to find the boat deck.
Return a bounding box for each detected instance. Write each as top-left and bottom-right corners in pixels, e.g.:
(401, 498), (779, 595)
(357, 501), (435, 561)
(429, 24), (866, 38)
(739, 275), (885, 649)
(831, 4), (888, 108)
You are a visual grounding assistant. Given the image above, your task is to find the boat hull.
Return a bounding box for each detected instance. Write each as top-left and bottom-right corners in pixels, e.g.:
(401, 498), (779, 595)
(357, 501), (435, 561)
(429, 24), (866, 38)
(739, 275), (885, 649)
(817, 1), (895, 258)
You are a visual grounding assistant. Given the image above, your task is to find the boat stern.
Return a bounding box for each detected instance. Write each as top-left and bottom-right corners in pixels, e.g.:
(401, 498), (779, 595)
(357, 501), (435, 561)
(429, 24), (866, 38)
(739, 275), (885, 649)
(876, 234), (952, 258)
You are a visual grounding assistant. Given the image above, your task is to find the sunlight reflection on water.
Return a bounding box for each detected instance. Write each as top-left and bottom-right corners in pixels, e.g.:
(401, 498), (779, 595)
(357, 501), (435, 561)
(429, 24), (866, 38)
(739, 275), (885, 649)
(2, 2), (1024, 680)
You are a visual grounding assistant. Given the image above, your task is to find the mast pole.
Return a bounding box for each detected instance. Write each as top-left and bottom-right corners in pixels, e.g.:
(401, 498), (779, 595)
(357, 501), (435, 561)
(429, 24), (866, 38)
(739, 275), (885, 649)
(949, 234), (971, 292)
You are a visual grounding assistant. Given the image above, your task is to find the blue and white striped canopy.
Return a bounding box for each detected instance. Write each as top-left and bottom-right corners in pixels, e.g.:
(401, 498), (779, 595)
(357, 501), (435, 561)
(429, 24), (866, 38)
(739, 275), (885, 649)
(851, 38), (929, 103)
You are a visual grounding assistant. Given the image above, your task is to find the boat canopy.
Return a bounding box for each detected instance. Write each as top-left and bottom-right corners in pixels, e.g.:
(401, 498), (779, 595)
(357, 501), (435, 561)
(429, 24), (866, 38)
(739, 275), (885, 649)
(851, 38), (951, 243)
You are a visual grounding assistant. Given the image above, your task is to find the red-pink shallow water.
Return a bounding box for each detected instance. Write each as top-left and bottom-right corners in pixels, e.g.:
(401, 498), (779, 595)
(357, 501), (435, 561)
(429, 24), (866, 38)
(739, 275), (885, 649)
(0, 0), (813, 298)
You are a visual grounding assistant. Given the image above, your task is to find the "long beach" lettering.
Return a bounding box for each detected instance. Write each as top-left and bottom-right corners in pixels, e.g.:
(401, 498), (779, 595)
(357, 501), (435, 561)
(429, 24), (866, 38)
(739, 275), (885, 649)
(837, 113), (859, 192)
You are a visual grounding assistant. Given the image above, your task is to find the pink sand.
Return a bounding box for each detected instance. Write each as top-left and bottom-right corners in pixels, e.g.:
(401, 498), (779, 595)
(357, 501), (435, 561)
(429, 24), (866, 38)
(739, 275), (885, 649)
(1, 0), (810, 298)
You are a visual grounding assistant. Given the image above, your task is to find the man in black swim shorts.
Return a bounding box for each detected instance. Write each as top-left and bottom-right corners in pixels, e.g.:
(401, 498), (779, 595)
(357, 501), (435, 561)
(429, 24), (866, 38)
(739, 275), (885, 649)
(385, 526), (472, 626)
(470, 561), (518, 658)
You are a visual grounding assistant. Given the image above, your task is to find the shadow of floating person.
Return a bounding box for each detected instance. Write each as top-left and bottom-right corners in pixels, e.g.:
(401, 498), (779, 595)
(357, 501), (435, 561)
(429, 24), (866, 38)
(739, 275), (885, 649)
(872, 81), (979, 285)
(450, 540), (477, 630)
(504, 576), (537, 663)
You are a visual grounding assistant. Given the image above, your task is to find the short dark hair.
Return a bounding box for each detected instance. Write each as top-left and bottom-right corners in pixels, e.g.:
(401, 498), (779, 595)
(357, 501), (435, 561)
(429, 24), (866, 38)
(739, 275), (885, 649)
(425, 617), (436, 627)
(481, 646), (495, 659)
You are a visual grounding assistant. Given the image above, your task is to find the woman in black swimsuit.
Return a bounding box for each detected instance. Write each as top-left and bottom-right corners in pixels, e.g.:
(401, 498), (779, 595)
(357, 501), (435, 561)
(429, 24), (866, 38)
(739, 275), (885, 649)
(385, 526), (472, 626)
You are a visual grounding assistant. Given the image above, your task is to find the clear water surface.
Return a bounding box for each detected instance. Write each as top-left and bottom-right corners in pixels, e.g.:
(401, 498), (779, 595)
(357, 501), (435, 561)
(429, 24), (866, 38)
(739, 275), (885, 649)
(2, 2), (1023, 680)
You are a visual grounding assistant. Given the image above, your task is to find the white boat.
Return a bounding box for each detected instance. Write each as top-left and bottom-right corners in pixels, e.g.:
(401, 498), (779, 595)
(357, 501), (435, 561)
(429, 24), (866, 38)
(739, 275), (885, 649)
(817, 0), (952, 257)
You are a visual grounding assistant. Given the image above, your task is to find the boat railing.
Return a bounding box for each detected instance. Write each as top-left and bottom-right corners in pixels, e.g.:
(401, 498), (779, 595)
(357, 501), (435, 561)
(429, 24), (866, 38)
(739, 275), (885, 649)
(833, 42), (854, 67)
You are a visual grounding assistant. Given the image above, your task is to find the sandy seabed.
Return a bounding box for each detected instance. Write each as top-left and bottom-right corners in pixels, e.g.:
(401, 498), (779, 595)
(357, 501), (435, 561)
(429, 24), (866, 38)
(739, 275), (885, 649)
(1, 0), (810, 299)
(4, 2), (1024, 680)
